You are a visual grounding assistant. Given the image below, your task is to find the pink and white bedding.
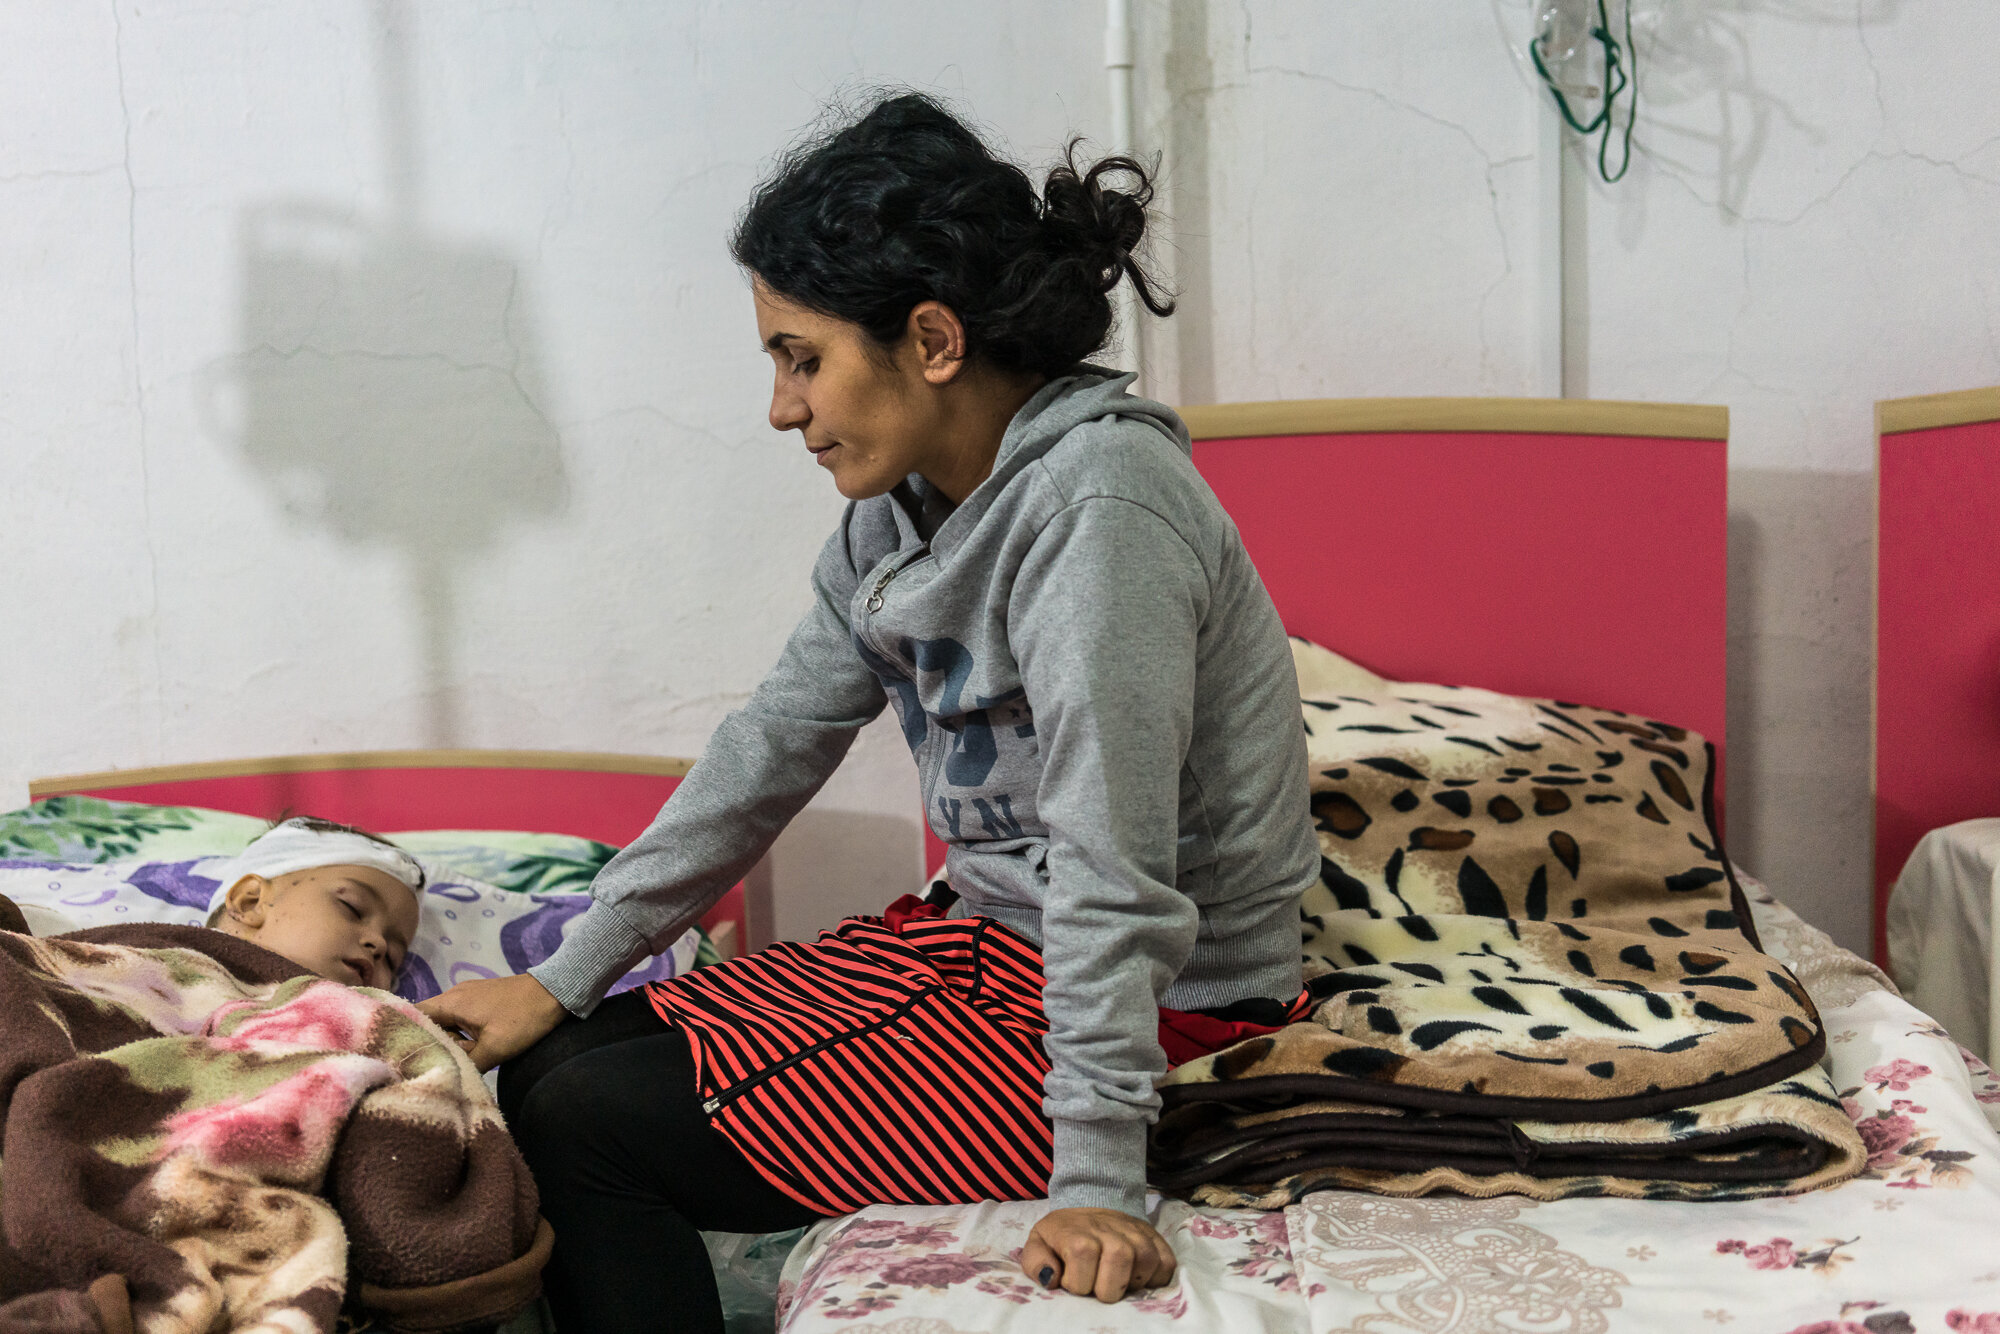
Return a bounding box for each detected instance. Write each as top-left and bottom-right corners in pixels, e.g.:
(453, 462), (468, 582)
(774, 877), (2000, 1333)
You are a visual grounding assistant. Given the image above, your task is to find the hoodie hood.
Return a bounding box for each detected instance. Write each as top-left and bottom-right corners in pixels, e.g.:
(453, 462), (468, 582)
(925, 367), (1190, 558)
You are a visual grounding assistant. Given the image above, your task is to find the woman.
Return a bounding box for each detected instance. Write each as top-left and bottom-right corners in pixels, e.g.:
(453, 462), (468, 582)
(419, 92), (1318, 1331)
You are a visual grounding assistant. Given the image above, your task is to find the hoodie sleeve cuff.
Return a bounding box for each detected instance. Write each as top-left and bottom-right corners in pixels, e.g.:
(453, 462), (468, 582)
(526, 903), (655, 1019)
(1046, 1117), (1151, 1218)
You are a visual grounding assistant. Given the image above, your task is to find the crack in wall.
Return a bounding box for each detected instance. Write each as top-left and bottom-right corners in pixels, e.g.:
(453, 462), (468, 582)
(0, 166), (125, 184)
(487, 275), (562, 458)
(1655, 138), (2000, 238)
(571, 403), (735, 450)
(1856, 0), (1890, 144)
(234, 341), (526, 377)
(500, 267), (524, 374)
(1243, 60), (1525, 391)
(1690, 142), (2000, 411)
(110, 0), (166, 761)
(531, 10), (577, 269)
(1479, 153), (1535, 392)
(1953, 129), (2000, 167)
(226, 341), (564, 452)
(1695, 221), (1760, 407)
(1894, 145), (2000, 190)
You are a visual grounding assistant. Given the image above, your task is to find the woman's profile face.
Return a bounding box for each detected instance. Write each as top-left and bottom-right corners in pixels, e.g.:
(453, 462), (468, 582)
(753, 281), (944, 501)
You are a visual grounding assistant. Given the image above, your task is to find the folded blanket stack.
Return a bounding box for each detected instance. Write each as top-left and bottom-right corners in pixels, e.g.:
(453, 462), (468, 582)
(1152, 669), (1867, 1206)
(0, 924), (549, 1334)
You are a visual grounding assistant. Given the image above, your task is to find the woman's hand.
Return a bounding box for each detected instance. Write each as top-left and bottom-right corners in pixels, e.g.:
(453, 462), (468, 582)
(416, 972), (569, 1072)
(1019, 1207), (1177, 1302)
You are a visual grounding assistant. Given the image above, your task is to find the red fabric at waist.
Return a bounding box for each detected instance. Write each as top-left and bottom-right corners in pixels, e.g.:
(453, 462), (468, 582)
(880, 893), (1304, 1066)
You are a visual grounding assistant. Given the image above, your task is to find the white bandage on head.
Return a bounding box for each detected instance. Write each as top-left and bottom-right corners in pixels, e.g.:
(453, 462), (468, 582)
(205, 818), (425, 925)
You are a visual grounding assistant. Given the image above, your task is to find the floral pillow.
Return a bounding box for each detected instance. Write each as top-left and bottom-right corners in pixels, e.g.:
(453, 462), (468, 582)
(0, 797), (710, 1001)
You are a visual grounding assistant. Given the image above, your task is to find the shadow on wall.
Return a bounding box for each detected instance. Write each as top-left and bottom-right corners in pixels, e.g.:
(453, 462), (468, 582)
(1631, 0), (1904, 220)
(1727, 467), (1875, 955)
(203, 1), (565, 746)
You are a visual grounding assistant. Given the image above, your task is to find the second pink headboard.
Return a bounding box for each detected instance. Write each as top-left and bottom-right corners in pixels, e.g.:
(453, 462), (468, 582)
(1875, 387), (2000, 964)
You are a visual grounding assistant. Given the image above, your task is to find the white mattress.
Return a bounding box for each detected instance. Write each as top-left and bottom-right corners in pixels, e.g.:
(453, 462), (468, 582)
(1888, 818), (2000, 1063)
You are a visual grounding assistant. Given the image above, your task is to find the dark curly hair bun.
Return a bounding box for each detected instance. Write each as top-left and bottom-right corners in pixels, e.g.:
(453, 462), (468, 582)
(732, 91), (1174, 380)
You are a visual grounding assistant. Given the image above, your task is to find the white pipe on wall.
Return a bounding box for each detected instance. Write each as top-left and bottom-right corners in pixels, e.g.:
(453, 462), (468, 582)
(1558, 134), (1587, 399)
(1105, 0), (1143, 390)
(1106, 0), (1134, 155)
(1536, 97), (1565, 400)
(1533, 0), (1595, 399)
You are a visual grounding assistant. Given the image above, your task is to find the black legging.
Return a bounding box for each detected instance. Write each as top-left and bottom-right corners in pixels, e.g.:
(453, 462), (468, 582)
(499, 991), (827, 1334)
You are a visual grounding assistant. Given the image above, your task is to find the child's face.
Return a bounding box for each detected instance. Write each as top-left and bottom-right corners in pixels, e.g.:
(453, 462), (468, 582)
(219, 864), (419, 990)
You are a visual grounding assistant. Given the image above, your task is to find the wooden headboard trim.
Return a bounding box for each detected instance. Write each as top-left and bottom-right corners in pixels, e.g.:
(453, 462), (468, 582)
(30, 749), (695, 798)
(1877, 385), (2000, 436)
(1179, 398), (1729, 443)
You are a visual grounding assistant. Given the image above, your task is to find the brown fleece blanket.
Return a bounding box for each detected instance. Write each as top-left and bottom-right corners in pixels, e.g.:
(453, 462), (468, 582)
(0, 923), (549, 1334)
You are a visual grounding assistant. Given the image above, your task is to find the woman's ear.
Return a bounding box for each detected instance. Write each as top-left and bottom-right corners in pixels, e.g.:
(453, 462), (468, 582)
(906, 301), (968, 384)
(224, 875), (272, 930)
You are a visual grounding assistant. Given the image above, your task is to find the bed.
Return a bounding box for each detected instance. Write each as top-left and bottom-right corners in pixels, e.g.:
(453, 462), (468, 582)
(844, 396), (2000, 1334)
(6, 750), (744, 1333)
(1876, 386), (2000, 1070)
(14, 397), (2000, 1333)
(22, 748), (747, 960)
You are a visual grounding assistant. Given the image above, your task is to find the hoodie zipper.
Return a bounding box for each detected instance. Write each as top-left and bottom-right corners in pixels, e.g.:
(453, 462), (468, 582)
(864, 563), (896, 613)
(865, 546), (923, 614)
(699, 984), (943, 1115)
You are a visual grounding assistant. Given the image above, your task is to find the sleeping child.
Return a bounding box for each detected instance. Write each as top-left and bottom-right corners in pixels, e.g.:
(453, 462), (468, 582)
(0, 813), (424, 991)
(201, 814), (424, 992)
(0, 815), (549, 1332)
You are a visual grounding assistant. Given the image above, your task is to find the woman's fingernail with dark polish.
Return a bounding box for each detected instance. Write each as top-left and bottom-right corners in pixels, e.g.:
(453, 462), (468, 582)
(1039, 1266), (1056, 1288)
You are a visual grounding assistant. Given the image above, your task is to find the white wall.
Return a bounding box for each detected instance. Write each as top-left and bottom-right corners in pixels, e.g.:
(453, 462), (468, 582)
(5, 2), (1995, 953)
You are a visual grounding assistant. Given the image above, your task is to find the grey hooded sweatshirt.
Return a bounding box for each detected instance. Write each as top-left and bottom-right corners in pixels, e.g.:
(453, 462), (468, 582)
(532, 370), (1318, 1217)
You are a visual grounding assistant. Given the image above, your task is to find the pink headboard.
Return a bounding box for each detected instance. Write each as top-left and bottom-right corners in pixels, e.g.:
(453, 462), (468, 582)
(1875, 386), (2000, 964)
(28, 750), (745, 950)
(923, 397), (1731, 875)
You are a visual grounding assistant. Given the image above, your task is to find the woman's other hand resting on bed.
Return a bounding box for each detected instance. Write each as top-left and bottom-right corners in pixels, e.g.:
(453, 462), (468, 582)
(1019, 1207), (1177, 1303)
(418, 972), (569, 1071)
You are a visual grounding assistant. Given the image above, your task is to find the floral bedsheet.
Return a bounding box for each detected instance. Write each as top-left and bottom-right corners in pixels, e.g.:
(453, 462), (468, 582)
(776, 886), (2000, 1334)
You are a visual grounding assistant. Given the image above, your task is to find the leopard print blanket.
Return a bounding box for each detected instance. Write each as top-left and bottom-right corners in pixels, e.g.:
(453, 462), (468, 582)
(1151, 666), (1866, 1205)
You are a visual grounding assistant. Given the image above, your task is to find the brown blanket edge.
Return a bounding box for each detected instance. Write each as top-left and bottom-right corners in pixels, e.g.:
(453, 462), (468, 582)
(1157, 1026), (1827, 1121)
(355, 1216), (553, 1333)
(1150, 1112), (1836, 1194)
